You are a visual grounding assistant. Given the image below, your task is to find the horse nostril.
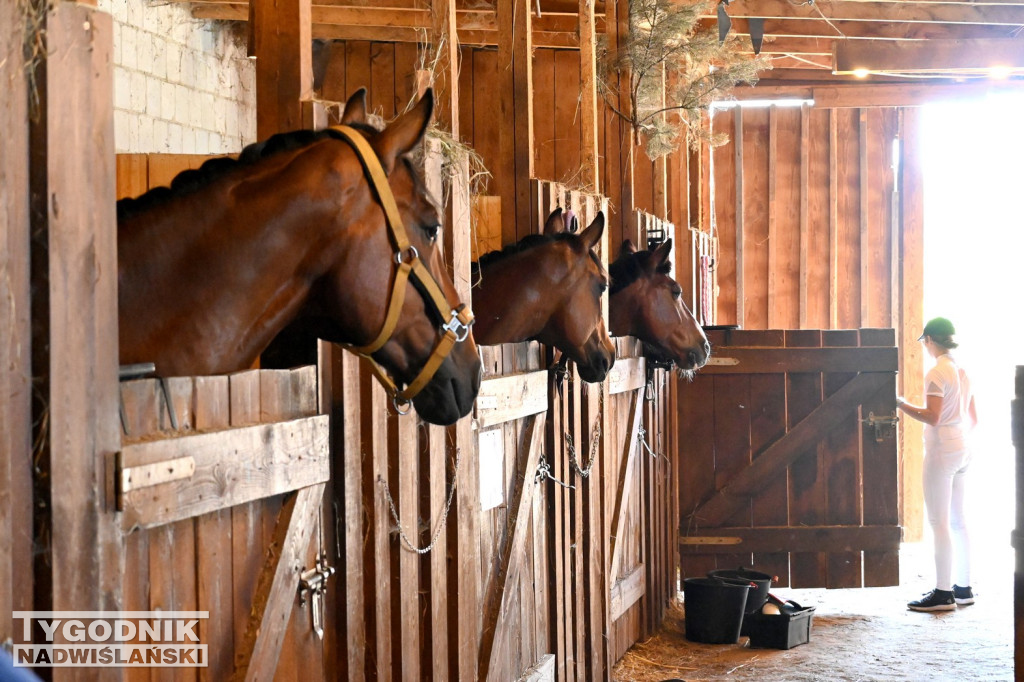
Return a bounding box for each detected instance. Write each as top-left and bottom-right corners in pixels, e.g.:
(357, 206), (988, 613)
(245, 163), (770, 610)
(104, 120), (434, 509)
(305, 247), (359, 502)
(703, 340), (711, 357)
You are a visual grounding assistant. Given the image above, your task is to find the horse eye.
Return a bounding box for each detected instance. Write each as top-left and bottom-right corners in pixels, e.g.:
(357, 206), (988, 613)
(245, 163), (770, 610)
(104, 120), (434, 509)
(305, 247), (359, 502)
(423, 223), (440, 242)
(599, 282), (609, 295)
(671, 287), (682, 299)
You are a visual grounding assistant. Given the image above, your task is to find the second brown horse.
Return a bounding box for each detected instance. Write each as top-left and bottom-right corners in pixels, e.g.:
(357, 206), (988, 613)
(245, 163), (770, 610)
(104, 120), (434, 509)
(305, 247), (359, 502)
(471, 208), (615, 383)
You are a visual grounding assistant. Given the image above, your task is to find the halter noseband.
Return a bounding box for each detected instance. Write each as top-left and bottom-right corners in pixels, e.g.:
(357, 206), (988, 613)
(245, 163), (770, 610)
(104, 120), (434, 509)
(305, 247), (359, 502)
(331, 125), (475, 414)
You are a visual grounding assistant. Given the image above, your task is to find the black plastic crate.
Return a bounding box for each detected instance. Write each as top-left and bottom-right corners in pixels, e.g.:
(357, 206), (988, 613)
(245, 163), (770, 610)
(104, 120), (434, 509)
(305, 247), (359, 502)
(745, 600), (816, 650)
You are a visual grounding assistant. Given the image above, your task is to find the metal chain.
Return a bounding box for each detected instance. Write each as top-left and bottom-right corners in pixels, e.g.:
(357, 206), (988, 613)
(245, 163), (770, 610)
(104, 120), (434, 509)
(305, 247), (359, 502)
(536, 454), (575, 490)
(379, 446), (462, 555)
(566, 416), (602, 478)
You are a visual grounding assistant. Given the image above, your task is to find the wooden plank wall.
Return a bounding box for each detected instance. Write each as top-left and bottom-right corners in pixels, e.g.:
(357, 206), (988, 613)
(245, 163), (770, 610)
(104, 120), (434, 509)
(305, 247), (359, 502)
(707, 104), (900, 331)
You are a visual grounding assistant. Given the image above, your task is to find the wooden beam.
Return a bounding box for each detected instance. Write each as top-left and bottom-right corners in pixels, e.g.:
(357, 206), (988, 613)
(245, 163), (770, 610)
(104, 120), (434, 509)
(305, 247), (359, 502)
(679, 525), (902, 553)
(607, 356), (645, 395)
(31, 5), (125, 660)
(798, 103), (810, 328)
(252, 0), (313, 139)
(497, 0), (534, 244)
(118, 415), (331, 529)
(475, 370), (549, 427)
(767, 107), (778, 328)
(834, 38), (1024, 74)
(579, 0), (600, 191)
(609, 564), (645, 620)
(0, 0), (32, 645)
(478, 413), (547, 682)
(698, 17), (1024, 41)
(733, 107), (745, 328)
(691, 372), (892, 527)
(699, 346), (897, 374)
(706, 0), (1024, 25)
(608, 384), (646, 583)
(232, 483), (325, 682)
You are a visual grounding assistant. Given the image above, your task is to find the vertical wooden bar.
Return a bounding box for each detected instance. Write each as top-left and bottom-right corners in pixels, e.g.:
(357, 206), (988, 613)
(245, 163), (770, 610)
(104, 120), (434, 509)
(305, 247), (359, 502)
(829, 109), (840, 329)
(799, 103), (810, 329)
(859, 109), (870, 326)
(734, 107), (745, 328)
(252, 0), (313, 140)
(767, 106), (779, 329)
(497, 0), (534, 244)
(900, 109), (925, 541)
(338, 352), (366, 681)
(579, 0), (600, 192)
(30, 9), (123, 682)
(0, 0), (33, 646)
(1013, 366), (1024, 678)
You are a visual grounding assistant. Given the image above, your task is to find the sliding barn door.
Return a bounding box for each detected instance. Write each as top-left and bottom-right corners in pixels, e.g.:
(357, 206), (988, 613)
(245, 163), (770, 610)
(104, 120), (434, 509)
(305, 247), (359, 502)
(677, 328), (901, 588)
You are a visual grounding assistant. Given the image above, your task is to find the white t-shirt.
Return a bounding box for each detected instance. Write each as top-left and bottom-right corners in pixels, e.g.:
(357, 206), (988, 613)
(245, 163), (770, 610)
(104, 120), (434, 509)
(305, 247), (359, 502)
(923, 353), (972, 451)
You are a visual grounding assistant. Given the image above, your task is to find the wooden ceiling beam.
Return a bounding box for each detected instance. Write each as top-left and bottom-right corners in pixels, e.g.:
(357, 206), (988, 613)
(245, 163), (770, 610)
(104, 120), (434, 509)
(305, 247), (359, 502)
(725, 78), (1024, 106)
(698, 17), (1024, 41)
(833, 37), (1024, 73)
(704, 0), (1024, 26)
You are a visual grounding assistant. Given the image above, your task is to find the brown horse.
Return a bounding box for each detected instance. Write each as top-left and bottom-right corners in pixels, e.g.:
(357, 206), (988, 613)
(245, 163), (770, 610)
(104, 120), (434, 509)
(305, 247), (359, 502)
(609, 239), (710, 373)
(471, 208), (615, 383)
(117, 89), (481, 425)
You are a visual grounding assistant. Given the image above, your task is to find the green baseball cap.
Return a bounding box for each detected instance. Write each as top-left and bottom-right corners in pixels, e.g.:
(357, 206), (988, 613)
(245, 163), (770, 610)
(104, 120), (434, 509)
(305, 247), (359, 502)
(919, 317), (956, 340)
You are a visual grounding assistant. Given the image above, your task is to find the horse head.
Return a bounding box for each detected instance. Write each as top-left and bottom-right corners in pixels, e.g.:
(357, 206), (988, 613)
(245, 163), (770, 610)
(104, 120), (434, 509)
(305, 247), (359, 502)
(472, 208), (615, 383)
(608, 239), (710, 373)
(312, 89), (482, 423)
(117, 88), (481, 426)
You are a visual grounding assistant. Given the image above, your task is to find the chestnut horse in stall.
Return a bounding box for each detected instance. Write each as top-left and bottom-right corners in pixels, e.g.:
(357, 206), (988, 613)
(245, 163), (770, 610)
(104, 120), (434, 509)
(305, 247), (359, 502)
(117, 89), (481, 425)
(471, 208), (615, 383)
(609, 239), (710, 374)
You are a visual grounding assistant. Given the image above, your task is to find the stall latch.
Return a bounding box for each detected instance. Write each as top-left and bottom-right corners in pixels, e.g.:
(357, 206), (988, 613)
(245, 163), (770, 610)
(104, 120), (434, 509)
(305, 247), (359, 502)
(862, 411), (899, 442)
(299, 556), (335, 639)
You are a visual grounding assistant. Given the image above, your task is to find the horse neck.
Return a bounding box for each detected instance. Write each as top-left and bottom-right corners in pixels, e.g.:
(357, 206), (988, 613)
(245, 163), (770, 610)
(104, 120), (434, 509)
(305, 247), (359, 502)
(118, 160), (344, 375)
(473, 249), (564, 344)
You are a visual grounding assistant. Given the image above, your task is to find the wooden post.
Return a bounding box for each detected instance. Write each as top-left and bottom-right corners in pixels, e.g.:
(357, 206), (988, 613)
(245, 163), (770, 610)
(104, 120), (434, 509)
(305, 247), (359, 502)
(431, 0), (460, 140)
(898, 108), (925, 541)
(0, 0), (34, 646)
(734, 107), (746, 329)
(252, 0), (314, 140)
(498, 0), (534, 244)
(579, 0), (600, 193)
(28, 4), (123, 679)
(608, 0), (636, 248)
(1013, 366), (1023, 678)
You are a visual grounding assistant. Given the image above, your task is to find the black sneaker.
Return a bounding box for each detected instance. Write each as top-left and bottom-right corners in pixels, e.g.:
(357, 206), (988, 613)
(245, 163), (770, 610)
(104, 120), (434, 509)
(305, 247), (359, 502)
(953, 585), (975, 606)
(907, 589), (956, 612)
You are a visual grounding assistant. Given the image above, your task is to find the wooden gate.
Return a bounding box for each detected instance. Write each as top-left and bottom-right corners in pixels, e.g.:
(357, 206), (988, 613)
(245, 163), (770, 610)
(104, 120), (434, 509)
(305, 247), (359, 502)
(677, 328), (901, 588)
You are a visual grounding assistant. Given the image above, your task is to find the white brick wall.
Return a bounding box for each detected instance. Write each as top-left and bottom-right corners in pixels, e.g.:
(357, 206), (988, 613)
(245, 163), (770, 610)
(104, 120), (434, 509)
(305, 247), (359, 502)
(99, 0), (256, 154)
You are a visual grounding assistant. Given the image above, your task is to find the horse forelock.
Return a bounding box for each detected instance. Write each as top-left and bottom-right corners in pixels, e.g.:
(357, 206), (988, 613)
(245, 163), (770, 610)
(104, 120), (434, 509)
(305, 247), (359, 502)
(473, 232), (606, 280)
(608, 250), (672, 295)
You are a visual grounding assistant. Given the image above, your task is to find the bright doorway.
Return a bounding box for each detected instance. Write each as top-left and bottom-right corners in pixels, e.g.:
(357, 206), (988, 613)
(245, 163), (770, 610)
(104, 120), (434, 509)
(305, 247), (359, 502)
(917, 93), (1024, 588)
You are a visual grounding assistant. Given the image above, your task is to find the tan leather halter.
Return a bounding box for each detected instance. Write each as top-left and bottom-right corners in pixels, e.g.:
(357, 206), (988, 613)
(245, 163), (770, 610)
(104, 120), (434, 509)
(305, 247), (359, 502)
(331, 125), (475, 414)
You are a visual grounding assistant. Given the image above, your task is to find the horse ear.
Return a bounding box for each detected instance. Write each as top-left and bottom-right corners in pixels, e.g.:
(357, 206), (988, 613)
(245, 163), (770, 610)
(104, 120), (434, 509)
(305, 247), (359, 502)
(340, 88), (368, 125)
(373, 88), (434, 173)
(580, 211), (605, 251)
(620, 239), (637, 255)
(649, 238), (673, 271)
(543, 208), (564, 235)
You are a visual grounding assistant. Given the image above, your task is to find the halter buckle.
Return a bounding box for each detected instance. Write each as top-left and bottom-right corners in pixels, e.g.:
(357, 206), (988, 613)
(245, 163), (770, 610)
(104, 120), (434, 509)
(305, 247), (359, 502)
(395, 245), (419, 265)
(442, 311), (472, 343)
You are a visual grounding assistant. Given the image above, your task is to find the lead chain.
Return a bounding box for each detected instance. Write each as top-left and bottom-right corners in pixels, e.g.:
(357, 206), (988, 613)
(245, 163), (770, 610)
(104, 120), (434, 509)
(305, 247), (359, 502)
(379, 446), (462, 555)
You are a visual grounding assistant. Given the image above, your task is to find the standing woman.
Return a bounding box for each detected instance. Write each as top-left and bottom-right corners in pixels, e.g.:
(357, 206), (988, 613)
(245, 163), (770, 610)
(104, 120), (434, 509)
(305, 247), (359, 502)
(897, 317), (979, 612)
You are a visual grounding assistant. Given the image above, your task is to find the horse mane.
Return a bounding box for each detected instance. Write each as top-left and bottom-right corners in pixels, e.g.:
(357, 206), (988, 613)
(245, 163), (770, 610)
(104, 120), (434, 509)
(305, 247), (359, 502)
(471, 232), (606, 278)
(608, 249), (672, 295)
(116, 123), (381, 222)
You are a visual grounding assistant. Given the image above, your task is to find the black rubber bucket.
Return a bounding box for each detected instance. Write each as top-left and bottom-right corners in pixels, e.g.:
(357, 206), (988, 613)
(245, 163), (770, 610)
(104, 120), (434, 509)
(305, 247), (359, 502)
(682, 577), (751, 644)
(706, 567), (773, 614)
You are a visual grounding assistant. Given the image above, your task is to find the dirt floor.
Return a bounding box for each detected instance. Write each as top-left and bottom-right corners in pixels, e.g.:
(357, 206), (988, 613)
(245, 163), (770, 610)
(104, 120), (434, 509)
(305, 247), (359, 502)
(612, 542), (1014, 681)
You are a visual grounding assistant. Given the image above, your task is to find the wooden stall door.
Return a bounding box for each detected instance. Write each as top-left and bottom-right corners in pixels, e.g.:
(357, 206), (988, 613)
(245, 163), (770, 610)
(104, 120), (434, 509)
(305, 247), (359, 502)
(677, 328), (901, 588)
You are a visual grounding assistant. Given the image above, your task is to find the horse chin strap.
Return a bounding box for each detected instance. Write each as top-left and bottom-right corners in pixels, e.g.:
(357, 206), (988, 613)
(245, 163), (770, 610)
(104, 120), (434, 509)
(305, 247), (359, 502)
(331, 125), (475, 414)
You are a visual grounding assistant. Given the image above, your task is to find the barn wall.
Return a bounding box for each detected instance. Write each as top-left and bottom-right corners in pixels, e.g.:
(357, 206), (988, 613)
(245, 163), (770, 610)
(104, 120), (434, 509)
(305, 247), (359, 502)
(706, 104), (901, 331)
(96, 0), (255, 154)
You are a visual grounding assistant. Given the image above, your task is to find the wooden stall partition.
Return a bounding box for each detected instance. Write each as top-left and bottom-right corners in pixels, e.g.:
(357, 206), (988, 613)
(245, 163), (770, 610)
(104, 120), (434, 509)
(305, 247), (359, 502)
(677, 328), (901, 589)
(0, 0), (33, 648)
